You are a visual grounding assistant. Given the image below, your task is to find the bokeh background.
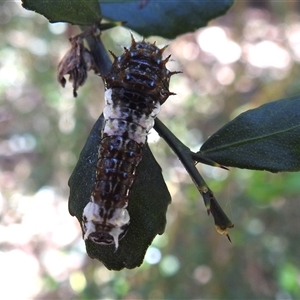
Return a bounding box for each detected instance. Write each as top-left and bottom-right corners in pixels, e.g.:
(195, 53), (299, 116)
(1, 1), (300, 299)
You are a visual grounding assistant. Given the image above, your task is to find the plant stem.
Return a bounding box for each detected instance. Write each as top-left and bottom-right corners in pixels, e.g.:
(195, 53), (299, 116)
(154, 118), (234, 240)
(81, 26), (112, 75)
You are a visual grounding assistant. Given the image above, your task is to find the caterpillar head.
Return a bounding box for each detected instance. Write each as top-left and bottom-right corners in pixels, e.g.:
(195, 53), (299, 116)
(82, 200), (130, 250)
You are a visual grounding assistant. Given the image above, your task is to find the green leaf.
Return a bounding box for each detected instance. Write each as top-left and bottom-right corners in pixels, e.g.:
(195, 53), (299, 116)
(22, 0), (233, 38)
(68, 114), (171, 270)
(100, 0), (234, 39)
(200, 96), (300, 172)
(22, 0), (102, 25)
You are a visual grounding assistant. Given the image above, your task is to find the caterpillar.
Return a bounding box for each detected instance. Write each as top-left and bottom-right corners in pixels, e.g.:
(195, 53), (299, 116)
(82, 36), (178, 250)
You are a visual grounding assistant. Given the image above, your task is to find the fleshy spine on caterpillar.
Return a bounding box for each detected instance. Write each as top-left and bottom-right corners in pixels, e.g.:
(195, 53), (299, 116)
(82, 34), (180, 250)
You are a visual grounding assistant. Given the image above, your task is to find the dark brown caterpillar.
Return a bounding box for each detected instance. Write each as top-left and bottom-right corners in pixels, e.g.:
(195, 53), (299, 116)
(82, 35), (178, 249)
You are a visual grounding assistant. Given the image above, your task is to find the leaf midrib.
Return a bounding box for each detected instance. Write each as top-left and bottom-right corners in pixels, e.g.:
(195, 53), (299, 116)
(202, 123), (300, 154)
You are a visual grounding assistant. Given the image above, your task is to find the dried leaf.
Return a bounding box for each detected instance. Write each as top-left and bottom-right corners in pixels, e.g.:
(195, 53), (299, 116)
(58, 32), (98, 97)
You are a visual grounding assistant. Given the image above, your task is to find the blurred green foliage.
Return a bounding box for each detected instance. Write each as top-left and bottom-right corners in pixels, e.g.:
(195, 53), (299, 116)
(1, 0), (300, 299)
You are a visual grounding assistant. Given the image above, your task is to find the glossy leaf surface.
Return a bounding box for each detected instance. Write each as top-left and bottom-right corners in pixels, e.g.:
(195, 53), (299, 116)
(22, 0), (102, 25)
(68, 114), (171, 270)
(200, 96), (300, 172)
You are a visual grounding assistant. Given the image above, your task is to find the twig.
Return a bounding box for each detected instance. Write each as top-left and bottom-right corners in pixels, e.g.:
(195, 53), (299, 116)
(154, 118), (234, 240)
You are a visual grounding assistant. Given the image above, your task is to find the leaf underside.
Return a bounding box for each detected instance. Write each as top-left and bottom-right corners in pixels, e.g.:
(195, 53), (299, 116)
(100, 0), (234, 38)
(68, 114), (171, 270)
(22, 0), (234, 39)
(200, 96), (300, 172)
